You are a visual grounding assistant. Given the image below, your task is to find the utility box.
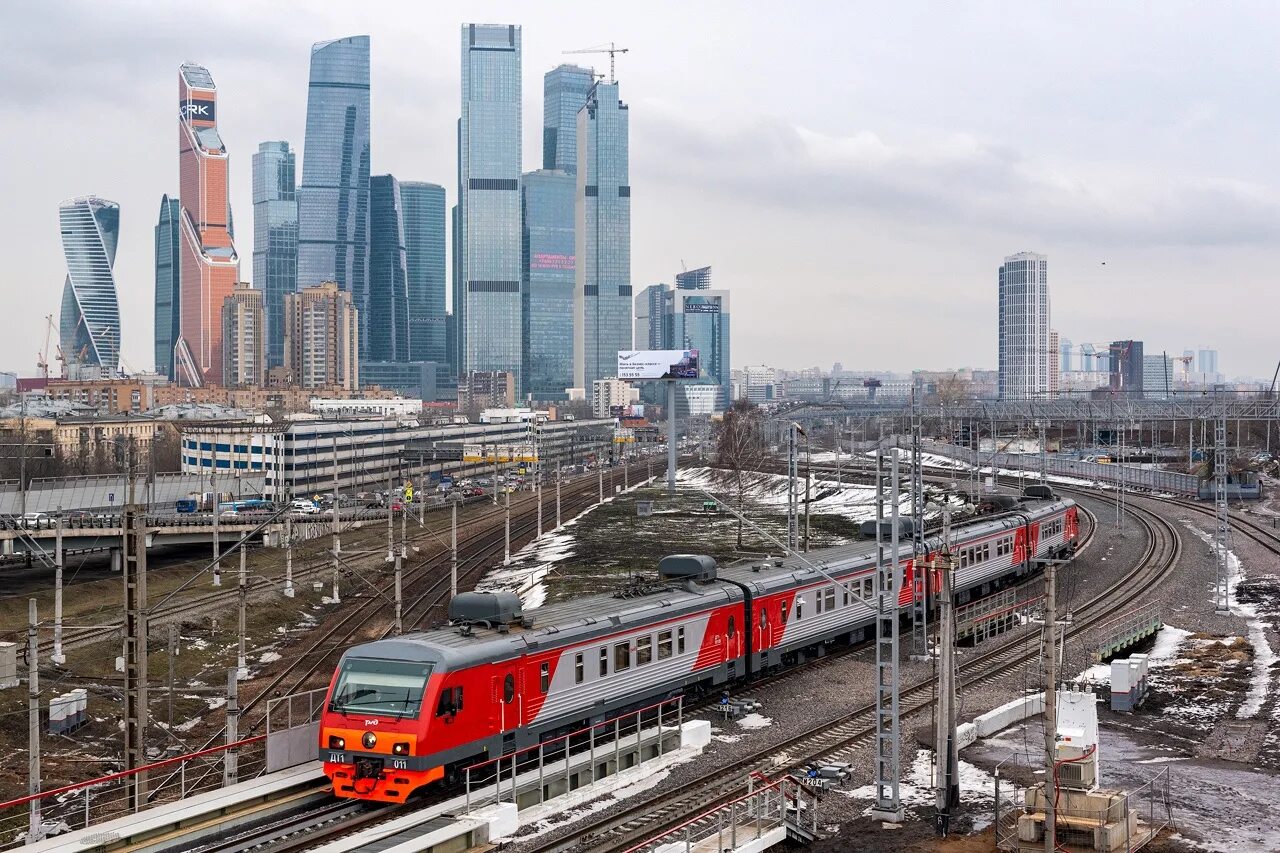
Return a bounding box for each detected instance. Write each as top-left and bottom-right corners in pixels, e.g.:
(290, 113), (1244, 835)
(0, 642), (17, 689)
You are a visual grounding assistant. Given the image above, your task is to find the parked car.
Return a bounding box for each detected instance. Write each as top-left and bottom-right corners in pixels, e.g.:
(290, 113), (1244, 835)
(19, 512), (50, 529)
(289, 499), (319, 514)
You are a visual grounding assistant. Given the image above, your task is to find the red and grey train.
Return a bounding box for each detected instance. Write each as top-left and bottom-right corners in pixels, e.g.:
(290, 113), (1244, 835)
(319, 495), (1079, 802)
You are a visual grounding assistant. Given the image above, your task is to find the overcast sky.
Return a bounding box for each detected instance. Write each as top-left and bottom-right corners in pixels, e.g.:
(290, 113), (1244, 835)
(2, 1), (1276, 379)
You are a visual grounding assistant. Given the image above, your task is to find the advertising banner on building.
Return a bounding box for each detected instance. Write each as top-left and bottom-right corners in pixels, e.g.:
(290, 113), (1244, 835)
(617, 349), (700, 381)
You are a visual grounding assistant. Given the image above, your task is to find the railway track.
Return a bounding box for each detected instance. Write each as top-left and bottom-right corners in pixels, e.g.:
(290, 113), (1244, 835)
(534, 495), (1176, 853)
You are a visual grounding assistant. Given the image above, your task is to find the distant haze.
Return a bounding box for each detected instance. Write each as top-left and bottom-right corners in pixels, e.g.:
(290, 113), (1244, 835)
(2, 1), (1276, 378)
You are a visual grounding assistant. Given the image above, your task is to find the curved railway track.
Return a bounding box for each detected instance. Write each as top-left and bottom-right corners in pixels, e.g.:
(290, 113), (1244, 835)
(531, 496), (1177, 853)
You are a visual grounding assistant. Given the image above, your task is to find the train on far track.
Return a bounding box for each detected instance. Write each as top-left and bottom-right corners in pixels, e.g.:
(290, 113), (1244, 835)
(318, 491), (1079, 803)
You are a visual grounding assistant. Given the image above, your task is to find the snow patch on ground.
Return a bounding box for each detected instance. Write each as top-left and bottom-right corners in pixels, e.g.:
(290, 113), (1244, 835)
(1182, 522), (1276, 719)
(258, 651), (282, 664)
(841, 748), (997, 826)
(735, 712), (773, 730)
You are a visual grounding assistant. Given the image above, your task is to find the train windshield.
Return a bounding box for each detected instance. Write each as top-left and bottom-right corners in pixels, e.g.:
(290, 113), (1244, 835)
(330, 658), (433, 718)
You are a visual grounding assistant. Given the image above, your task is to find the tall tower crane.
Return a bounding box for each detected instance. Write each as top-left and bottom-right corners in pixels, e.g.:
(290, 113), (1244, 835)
(36, 314), (56, 379)
(562, 42), (629, 84)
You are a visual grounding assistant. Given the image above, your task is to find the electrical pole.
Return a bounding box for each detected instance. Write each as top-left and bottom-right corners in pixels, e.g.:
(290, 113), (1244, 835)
(787, 424), (798, 551)
(27, 599), (41, 842)
(386, 464), (395, 563)
(236, 538), (248, 680)
(224, 669), (238, 787)
(556, 465), (562, 529)
(666, 379), (677, 496)
(934, 512), (959, 835)
(503, 486), (511, 566)
(283, 514), (294, 598)
(910, 402), (929, 660)
(331, 437), (340, 604)
(122, 501), (148, 811)
(52, 510), (65, 664)
(450, 500), (458, 601)
(168, 624), (177, 727)
(803, 433), (811, 553)
(211, 444), (220, 587)
(1214, 407), (1231, 614)
(872, 449), (903, 823)
(1043, 555), (1058, 853)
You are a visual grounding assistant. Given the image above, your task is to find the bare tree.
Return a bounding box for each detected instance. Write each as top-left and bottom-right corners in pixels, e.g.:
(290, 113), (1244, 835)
(714, 399), (770, 548)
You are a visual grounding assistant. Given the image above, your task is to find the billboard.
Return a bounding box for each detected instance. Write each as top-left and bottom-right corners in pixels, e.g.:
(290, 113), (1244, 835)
(617, 349), (700, 381)
(179, 99), (216, 123)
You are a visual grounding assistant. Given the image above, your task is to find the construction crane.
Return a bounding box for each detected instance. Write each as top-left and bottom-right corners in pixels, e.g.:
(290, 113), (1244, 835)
(563, 42), (629, 84)
(36, 314), (55, 379)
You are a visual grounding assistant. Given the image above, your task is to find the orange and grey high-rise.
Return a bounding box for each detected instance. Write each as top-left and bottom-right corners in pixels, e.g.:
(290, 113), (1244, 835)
(175, 62), (239, 387)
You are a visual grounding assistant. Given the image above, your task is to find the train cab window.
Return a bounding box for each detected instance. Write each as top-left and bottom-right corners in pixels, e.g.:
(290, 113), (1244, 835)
(574, 653), (584, 684)
(824, 588), (836, 612)
(614, 641), (631, 672)
(780, 600), (790, 624)
(540, 662), (550, 694)
(599, 647), (609, 677)
(637, 636), (653, 665)
(658, 630), (673, 659)
(727, 616), (736, 639)
(677, 627), (686, 655)
(503, 674), (514, 704)
(435, 686), (463, 717)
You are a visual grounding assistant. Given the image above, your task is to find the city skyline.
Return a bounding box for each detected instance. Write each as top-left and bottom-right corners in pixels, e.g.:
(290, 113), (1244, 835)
(3, 3), (1278, 379)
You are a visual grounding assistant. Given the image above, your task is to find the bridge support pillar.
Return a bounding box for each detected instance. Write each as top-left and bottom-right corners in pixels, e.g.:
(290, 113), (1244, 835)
(110, 546), (123, 573)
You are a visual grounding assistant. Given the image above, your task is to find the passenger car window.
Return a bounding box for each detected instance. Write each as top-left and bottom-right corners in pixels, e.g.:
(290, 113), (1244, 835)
(574, 653), (584, 684)
(658, 630), (673, 659)
(599, 647), (608, 677)
(637, 636), (652, 665)
(614, 641), (631, 671)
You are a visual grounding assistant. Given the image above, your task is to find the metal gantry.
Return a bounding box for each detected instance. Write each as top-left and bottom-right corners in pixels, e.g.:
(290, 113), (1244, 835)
(909, 402), (930, 660)
(1214, 412), (1232, 614)
(872, 449), (903, 822)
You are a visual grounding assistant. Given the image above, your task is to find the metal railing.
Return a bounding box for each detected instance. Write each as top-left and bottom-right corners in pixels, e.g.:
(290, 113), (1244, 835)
(1092, 602), (1163, 661)
(0, 735), (266, 849)
(621, 771), (819, 853)
(463, 695), (683, 813)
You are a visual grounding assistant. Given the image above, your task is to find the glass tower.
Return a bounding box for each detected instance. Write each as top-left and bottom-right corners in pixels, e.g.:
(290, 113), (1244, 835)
(298, 35), (370, 311)
(176, 62), (239, 387)
(252, 141), (297, 369)
(676, 265), (711, 290)
(59, 196), (122, 373)
(459, 23), (523, 389)
(575, 81), (631, 388)
(368, 174), (411, 362)
(543, 65), (594, 174)
(522, 169), (575, 400)
(997, 251), (1050, 399)
(671, 287), (731, 411)
(401, 182), (447, 364)
(154, 195), (180, 376)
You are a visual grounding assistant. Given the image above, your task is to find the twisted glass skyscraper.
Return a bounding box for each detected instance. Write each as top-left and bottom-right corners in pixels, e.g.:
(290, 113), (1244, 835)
(543, 65), (594, 174)
(59, 196), (122, 373)
(252, 141), (298, 369)
(368, 174), (410, 361)
(298, 35), (370, 316)
(401, 182), (447, 364)
(458, 23), (523, 389)
(153, 195), (180, 376)
(575, 81), (632, 389)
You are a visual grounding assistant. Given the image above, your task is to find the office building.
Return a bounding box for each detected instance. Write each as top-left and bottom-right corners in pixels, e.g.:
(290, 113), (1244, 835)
(368, 174), (411, 361)
(1059, 336), (1073, 374)
(458, 24), (523, 388)
(1109, 340), (1144, 396)
(283, 282), (359, 390)
(222, 283), (266, 388)
(671, 281), (731, 411)
(176, 62), (240, 387)
(634, 283), (671, 350)
(298, 36), (371, 306)
(251, 141), (298, 369)
(401, 182), (447, 364)
(574, 80), (632, 389)
(521, 169), (576, 400)
(459, 370), (516, 410)
(1049, 329), (1060, 397)
(154, 195), (181, 377)
(543, 64), (594, 174)
(675, 265), (712, 291)
(361, 361), (441, 400)
(1143, 353), (1175, 399)
(592, 377), (634, 418)
(59, 196), (122, 375)
(743, 365), (777, 404)
(997, 252), (1050, 399)
(1197, 348), (1220, 383)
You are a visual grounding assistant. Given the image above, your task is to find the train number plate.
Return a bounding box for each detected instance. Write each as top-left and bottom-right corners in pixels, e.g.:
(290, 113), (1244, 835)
(327, 751), (347, 763)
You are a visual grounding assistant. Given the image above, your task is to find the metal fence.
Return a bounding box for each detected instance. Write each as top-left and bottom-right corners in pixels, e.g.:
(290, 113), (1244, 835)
(0, 472), (268, 514)
(266, 688), (327, 773)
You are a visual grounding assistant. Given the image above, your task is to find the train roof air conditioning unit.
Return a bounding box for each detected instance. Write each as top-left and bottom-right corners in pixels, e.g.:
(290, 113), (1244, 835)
(449, 591), (531, 635)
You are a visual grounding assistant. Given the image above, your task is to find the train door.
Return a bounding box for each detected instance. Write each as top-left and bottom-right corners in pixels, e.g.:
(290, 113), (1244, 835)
(1027, 523), (1041, 561)
(725, 611), (742, 676)
(1013, 527), (1028, 566)
(492, 671), (518, 752)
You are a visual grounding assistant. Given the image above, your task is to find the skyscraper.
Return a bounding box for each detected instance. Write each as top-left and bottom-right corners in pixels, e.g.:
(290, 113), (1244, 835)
(1059, 336), (1073, 374)
(1110, 340), (1144, 396)
(675, 266), (712, 291)
(221, 283), (266, 388)
(574, 80), (631, 389)
(283, 282), (359, 389)
(1048, 329), (1060, 398)
(59, 196), (122, 374)
(671, 285), (731, 411)
(298, 36), (371, 306)
(1197, 347), (1220, 383)
(522, 169), (575, 399)
(176, 62), (239, 387)
(458, 24), (523, 388)
(543, 64), (594, 174)
(153, 195), (180, 376)
(997, 252), (1050, 400)
(634, 283), (671, 349)
(368, 174), (410, 361)
(251, 141), (298, 369)
(401, 182), (447, 364)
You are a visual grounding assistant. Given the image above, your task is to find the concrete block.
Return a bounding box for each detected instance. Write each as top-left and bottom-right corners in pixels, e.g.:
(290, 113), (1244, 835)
(956, 722), (977, 750)
(682, 719), (712, 749)
(0, 642), (17, 689)
(469, 802), (517, 841)
(975, 693), (1044, 737)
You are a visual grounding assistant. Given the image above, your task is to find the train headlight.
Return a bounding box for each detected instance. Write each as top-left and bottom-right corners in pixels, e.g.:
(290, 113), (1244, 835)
(393, 742), (409, 756)
(328, 735), (345, 750)
(361, 731), (377, 749)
